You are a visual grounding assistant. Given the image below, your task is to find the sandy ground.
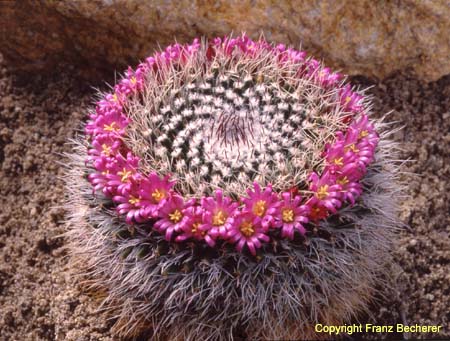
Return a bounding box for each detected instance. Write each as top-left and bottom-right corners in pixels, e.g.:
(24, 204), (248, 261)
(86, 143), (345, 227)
(0, 52), (449, 340)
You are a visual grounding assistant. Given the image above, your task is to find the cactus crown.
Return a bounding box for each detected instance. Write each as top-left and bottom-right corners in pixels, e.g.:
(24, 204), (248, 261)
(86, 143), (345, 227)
(84, 34), (378, 256)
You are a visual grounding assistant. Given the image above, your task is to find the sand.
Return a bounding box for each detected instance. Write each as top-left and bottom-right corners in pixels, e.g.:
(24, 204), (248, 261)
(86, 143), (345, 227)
(0, 53), (448, 340)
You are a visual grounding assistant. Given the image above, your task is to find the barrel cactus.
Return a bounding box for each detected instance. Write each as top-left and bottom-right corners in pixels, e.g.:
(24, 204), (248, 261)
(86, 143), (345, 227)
(65, 35), (402, 340)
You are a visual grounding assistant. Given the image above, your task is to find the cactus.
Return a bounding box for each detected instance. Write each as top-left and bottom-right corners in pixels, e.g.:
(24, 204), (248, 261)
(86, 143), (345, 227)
(65, 35), (403, 340)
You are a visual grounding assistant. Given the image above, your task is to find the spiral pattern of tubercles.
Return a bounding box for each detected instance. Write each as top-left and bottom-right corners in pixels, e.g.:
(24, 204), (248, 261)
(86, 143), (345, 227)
(142, 72), (325, 196)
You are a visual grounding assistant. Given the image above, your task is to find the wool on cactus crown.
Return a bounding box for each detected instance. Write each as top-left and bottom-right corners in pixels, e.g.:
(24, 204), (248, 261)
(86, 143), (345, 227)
(64, 34), (403, 340)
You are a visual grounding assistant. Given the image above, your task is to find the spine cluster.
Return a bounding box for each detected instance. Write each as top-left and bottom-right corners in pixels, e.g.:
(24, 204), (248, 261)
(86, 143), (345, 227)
(85, 35), (378, 256)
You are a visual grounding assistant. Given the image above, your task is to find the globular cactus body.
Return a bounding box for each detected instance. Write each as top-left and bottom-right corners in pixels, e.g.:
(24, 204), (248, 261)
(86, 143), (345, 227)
(65, 35), (402, 340)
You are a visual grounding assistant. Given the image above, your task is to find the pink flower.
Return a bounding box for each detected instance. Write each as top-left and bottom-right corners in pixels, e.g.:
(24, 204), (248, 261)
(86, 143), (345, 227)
(340, 181), (362, 205)
(88, 135), (122, 161)
(88, 153), (139, 196)
(350, 115), (378, 145)
(200, 190), (239, 246)
(214, 35), (252, 55)
(287, 48), (306, 63)
(324, 139), (359, 174)
(154, 195), (193, 241)
(308, 171), (343, 213)
(175, 205), (206, 242)
(138, 173), (175, 218)
(323, 134), (366, 205)
(308, 156), (366, 218)
(306, 59), (321, 77)
(87, 156), (113, 195)
(275, 43), (286, 53)
(146, 56), (156, 68)
(339, 84), (363, 113)
(333, 115), (379, 169)
(241, 36), (265, 56)
(334, 163), (364, 205)
(85, 110), (129, 138)
(113, 183), (147, 224)
(88, 172), (107, 194)
(162, 43), (183, 62)
(316, 67), (342, 87)
(227, 211), (270, 256)
(114, 67), (143, 95)
(273, 192), (309, 239)
(277, 45), (306, 64)
(87, 93), (123, 126)
(242, 182), (279, 228)
(89, 153), (111, 173)
(135, 62), (150, 83)
(104, 153), (141, 195)
(348, 116), (379, 167)
(186, 38), (201, 55)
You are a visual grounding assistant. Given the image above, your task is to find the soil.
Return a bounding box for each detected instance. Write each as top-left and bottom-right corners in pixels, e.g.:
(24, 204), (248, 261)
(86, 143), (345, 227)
(0, 51), (448, 340)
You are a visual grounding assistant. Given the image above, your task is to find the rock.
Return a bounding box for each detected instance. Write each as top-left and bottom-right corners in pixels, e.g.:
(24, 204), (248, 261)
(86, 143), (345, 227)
(0, 0), (449, 81)
(409, 239), (418, 247)
(425, 293), (435, 301)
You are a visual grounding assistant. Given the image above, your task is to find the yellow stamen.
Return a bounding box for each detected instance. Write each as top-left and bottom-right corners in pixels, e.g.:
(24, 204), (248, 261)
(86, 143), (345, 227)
(252, 200), (267, 217)
(112, 94), (118, 102)
(104, 121), (119, 132)
(151, 189), (165, 203)
(191, 222), (201, 234)
(101, 144), (111, 156)
(101, 170), (109, 176)
(317, 185), (329, 200)
(130, 77), (137, 85)
(118, 168), (132, 182)
(333, 157), (344, 166)
(191, 222), (206, 236)
(128, 196), (140, 205)
(212, 210), (227, 226)
(240, 221), (255, 237)
(169, 209), (182, 223)
(345, 96), (352, 104)
(345, 144), (359, 153)
(359, 130), (369, 138)
(282, 208), (295, 223)
(337, 176), (349, 185)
